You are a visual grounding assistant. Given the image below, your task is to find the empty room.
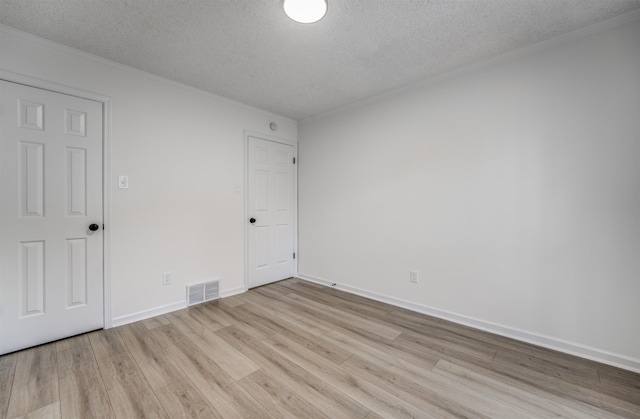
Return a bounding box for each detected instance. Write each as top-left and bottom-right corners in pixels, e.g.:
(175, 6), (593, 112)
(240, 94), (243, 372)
(1, 0), (639, 417)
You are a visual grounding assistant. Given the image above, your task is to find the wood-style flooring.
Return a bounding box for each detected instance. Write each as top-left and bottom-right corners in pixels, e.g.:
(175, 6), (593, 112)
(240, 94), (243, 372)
(1, 278), (639, 418)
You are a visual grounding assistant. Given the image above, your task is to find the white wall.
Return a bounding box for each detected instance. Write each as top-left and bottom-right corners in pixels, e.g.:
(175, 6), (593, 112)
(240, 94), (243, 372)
(0, 25), (297, 322)
(299, 21), (640, 370)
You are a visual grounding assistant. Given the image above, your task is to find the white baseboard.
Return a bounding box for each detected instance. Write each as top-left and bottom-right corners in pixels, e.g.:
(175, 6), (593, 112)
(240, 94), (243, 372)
(221, 286), (247, 298)
(111, 300), (187, 327)
(111, 286), (248, 328)
(297, 273), (640, 373)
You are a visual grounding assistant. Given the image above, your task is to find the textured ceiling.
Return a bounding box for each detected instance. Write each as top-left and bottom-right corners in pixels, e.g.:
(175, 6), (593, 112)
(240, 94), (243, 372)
(1, 1), (639, 119)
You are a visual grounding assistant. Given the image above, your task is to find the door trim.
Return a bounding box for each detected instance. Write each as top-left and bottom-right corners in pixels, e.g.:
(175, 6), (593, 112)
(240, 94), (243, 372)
(0, 69), (113, 328)
(243, 130), (298, 290)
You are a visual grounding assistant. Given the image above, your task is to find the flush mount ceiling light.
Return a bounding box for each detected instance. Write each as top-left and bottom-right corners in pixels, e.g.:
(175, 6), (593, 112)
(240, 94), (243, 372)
(283, 0), (327, 24)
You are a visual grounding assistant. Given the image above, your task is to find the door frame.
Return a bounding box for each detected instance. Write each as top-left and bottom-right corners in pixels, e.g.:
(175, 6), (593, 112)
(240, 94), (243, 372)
(243, 130), (298, 290)
(0, 69), (114, 328)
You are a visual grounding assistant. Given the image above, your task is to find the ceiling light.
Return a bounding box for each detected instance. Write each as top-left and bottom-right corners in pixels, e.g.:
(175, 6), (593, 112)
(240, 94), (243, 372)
(283, 0), (327, 24)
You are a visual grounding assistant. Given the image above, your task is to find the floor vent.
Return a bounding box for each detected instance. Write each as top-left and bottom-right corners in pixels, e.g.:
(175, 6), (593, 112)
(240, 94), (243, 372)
(187, 280), (220, 306)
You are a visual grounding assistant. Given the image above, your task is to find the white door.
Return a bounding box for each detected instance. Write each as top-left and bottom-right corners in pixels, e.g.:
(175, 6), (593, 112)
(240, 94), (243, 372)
(0, 80), (104, 355)
(247, 136), (296, 288)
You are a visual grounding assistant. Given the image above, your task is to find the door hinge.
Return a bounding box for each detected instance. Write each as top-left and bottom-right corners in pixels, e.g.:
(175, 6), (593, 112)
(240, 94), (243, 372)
(293, 252), (296, 259)
(293, 157), (296, 164)
(102, 224), (105, 230)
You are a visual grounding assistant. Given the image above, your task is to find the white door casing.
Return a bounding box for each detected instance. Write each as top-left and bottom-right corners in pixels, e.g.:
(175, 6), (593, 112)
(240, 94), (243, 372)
(247, 136), (296, 288)
(0, 80), (104, 354)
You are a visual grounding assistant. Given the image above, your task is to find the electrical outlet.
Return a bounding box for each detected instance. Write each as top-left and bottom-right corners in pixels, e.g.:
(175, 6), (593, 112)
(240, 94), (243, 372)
(118, 176), (129, 189)
(410, 270), (419, 284)
(163, 271), (173, 285)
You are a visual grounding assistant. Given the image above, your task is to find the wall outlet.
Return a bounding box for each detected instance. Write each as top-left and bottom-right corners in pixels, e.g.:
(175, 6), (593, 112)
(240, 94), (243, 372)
(410, 270), (419, 284)
(163, 271), (173, 285)
(118, 175), (129, 189)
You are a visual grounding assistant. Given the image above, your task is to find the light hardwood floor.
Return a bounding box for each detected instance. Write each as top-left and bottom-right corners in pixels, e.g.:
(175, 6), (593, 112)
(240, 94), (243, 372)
(1, 277), (639, 418)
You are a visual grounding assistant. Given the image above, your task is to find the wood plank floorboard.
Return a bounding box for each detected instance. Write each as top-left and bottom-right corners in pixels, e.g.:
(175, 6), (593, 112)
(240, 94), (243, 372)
(0, 354), (17, 419)
(1, 277), (639, 418)
(238, 369), (329, 419)
(56, 336), (114, 419)
(214, 326), (372, 418)
(6, 346), (59, 418)
(96, 351), (167, 418)
(432, 360), (594, 418)
(87, 329), (128, 361)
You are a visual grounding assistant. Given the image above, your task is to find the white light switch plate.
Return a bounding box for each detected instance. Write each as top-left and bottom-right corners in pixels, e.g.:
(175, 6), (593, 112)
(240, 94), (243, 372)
(118, 176), (129, 189)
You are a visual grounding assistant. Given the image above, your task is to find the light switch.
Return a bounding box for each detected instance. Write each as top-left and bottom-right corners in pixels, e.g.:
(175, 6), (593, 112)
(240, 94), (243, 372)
(118, 176), (129, 189)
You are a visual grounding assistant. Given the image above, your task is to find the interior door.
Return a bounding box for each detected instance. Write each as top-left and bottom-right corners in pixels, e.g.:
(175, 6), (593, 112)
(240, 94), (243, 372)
(247, 136), (296, 288)
(0, 80), (104, 355)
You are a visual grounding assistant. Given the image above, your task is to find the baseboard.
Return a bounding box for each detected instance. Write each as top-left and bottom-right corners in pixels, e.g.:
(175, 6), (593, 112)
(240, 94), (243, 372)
(221, 286), (247, 298)
(111, 286), (248, 327)
(297, 273), (640, 373)
(111, 300), (187, 327)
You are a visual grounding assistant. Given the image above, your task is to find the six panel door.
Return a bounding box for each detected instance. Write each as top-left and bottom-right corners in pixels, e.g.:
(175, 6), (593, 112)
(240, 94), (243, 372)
(248, 136), (296, 288)
(0, 80), (104, 354)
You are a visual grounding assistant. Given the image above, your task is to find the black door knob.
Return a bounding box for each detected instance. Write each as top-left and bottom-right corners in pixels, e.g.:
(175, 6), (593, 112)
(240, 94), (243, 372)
(89, 224), (100, 231)
(249, 218), (256, 224)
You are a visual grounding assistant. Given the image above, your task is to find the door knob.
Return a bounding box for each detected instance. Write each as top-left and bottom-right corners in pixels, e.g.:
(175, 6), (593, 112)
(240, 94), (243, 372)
(89, 224), (100, 231)
(249, 218), (256, 224)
